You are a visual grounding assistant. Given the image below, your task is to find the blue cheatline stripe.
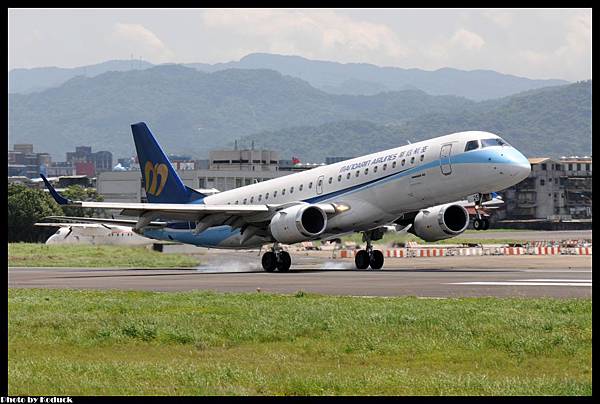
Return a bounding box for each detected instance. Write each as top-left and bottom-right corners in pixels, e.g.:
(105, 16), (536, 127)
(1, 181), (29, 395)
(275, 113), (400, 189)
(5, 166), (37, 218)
(305, 147), (518, 204)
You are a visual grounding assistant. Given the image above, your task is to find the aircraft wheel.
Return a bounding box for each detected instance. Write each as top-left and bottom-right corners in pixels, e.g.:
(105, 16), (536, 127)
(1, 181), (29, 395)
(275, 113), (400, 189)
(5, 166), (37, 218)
(370, 250), (384, 270)
(355, 250), (370, 270)
(473, 218), (483, 231)
(277, 251), (291, 272)
(262, 251), (278, 272)
(482, 218), (490, 230)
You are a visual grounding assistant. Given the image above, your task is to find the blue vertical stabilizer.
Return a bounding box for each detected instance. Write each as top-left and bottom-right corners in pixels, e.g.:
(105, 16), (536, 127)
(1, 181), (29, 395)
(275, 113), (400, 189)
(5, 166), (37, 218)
(131, 122), (205, 204)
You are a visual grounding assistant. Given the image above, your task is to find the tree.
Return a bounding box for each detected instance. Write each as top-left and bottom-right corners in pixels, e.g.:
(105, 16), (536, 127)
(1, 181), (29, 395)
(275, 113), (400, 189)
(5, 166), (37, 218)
(60, 185), (107, 218)
(8, 184), (64, 242)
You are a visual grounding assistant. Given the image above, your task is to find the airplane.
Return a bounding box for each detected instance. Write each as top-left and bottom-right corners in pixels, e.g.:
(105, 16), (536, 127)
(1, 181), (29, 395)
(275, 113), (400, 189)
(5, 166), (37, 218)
(41, 122), (531, 271)
(34, 221), (156, 246)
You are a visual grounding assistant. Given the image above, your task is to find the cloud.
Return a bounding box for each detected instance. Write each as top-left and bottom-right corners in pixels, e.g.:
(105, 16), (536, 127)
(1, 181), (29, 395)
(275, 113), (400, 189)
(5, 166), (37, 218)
(450, 28), (485, 50)
(111, 23), (174, 61)
(201, 9), (409, 64)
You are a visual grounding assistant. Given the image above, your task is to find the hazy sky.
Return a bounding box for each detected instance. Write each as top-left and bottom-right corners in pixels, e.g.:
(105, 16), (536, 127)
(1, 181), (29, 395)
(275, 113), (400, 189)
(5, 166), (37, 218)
(8, 8), (591, 81)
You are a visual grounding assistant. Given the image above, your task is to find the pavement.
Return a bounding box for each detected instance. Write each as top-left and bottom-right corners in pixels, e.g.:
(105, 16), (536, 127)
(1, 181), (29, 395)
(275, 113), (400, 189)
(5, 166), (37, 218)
(9, 253), (591, 298)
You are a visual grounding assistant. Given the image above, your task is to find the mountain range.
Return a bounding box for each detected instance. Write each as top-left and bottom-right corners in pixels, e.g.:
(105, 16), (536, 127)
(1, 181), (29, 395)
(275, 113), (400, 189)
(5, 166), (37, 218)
(10, 53), (569, 100)
(8, 64), (590, 162)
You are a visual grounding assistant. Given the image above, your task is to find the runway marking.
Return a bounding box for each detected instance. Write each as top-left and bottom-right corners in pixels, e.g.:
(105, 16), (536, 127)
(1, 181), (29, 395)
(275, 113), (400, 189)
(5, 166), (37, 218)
(449, 280), (591, 287)
(521, 279), (591, 282)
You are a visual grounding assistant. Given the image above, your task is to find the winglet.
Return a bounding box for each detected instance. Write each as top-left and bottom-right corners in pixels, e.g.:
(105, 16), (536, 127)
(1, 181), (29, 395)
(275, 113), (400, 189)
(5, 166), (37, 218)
(40, 174), (72, 205)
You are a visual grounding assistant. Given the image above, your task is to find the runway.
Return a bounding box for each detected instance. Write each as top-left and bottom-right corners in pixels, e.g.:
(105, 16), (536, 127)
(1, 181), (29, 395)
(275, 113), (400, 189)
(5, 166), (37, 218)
(9, 254), (591, 298)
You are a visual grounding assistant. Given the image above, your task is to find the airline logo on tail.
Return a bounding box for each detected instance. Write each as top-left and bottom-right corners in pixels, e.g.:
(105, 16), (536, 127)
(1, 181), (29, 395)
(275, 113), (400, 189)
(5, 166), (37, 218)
(144, 161), (169, 197)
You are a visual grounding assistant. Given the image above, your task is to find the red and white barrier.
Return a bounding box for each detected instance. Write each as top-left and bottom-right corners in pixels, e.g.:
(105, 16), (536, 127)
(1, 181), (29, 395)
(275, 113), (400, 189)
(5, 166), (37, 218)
(336, 245), (590, 259)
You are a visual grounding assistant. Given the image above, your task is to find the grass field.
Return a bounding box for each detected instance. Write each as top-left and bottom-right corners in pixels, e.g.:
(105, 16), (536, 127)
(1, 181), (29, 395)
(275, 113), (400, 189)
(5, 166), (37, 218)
(8, 243), (200, 268)
(8, 289), (591, 395)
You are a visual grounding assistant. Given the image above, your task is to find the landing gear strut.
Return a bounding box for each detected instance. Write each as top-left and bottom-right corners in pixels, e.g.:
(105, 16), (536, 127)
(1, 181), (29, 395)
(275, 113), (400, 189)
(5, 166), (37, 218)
(355, 231), (385, 270)
(261, 244), (291, 272)
(472, 193), (490, 231)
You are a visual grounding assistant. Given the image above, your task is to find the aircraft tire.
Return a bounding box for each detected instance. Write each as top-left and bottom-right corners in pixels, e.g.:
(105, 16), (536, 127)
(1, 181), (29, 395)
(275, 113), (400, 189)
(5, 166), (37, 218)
(355, 250), (370, 270)
(473, 218), (483, 230)
(277, 251), (291, 272)
(369, 250), (384, 270)
(482, 218), (490, 230)
(262, 251), (278, 272)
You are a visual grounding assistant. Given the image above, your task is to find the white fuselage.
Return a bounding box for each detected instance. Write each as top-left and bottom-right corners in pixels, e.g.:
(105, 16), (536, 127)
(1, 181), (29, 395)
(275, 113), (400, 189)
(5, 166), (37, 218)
(143, 131), (530, 248)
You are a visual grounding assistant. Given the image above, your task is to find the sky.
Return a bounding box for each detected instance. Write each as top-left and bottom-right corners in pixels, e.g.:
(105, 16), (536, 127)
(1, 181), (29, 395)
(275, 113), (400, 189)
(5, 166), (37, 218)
(8, 8), (592, 81)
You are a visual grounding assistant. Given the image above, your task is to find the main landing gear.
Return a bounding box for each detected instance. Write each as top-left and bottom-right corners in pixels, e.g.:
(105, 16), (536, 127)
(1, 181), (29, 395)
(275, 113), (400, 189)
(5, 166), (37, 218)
(261, 244), (291, 272)
(355, 231), (384, 270)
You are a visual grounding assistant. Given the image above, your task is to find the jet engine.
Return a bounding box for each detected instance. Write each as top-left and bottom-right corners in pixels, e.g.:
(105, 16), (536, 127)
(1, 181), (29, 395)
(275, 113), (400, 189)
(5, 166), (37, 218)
(270, 204), (328, 244)
(412, 203), (469, 242)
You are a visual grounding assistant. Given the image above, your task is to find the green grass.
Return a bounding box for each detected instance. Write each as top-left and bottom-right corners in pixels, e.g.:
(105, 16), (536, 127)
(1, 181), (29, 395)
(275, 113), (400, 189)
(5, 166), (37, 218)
(8, 289), (592, 395)
(8, 243), (200, 268)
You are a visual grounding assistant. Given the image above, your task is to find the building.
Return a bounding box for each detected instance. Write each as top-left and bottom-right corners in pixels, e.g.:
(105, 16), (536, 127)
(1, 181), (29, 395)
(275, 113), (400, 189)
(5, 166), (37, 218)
(209, 148), (279, 172)
(496, 156), (592, 221)
(560, 156), (592, 218)
(97, 147), (322, 203)
(7, 144), (53, 179)
(47, 162), (74, 177)
(66, 146), (113, 175)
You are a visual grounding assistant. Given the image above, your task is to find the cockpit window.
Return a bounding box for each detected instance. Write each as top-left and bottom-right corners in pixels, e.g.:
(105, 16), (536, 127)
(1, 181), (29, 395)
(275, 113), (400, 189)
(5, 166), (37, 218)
(481, 138), (509, 148)
(464, 140), (479, 152)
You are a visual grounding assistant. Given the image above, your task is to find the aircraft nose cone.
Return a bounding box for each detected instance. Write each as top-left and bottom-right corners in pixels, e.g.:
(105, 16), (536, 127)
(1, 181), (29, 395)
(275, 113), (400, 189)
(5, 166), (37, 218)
(510, 151), (531, 181)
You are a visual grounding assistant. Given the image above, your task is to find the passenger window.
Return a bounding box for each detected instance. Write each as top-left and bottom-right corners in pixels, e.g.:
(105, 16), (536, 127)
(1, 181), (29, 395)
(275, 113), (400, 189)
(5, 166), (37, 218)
(318, 179), (323, 186)
(410, 157), (415, 164)
(299, 184), (303, 191)
(258, 195), (262, 201)
(309, 182), (313, 189)
(465, 140), (479, 151)
(250, 196), (254, 203)
(392, 161), (397, 168)
(265, 192), (269, 200)
(374, 166), (378, 173)
(274, 190), (277, 198)
(290, 186), (294, 193)
(338, 175), (342, 182)
(282, 189), (286, 195)
(420, 155), (424, 162)
(243, 198), (247, 204)
(364, 168), (369, 175)
(328, 177), (332, 184)
(355, 170), (360, 177)
(347, 173), (351, 179)
(383, 163), (387, 171)
(235, 201), (238, 204)
(401, 159), (405, 166)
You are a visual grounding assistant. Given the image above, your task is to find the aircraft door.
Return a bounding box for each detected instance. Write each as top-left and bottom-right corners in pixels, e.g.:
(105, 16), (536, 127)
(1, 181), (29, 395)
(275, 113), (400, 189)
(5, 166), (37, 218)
(316, 175), (324, 195)
(440, 144), (452, 175)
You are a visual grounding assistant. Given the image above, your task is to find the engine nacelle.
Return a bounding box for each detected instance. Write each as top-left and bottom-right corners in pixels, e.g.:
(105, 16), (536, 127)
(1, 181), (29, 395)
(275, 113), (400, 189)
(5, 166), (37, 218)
(270, 204), (327, 244)
(412, 203), (469, 242)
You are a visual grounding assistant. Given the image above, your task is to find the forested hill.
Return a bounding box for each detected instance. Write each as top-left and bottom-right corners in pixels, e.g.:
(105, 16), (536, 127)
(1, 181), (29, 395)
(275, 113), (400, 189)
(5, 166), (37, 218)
(237, 81), (592, 161)
(8, 65), (474, 159)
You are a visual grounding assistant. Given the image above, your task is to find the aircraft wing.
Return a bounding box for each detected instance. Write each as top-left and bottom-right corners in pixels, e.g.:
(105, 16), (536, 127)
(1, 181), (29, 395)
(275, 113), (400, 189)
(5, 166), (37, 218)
(38, 216), (169, 228)
(40, 174), (336, 233)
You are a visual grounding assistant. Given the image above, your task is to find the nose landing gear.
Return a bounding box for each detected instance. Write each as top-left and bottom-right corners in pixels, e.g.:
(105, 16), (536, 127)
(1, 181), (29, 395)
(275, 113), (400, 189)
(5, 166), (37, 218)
(472, 193), (490, 231)
(354, 231), (385, 270)
(261, 244), (292, 272)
